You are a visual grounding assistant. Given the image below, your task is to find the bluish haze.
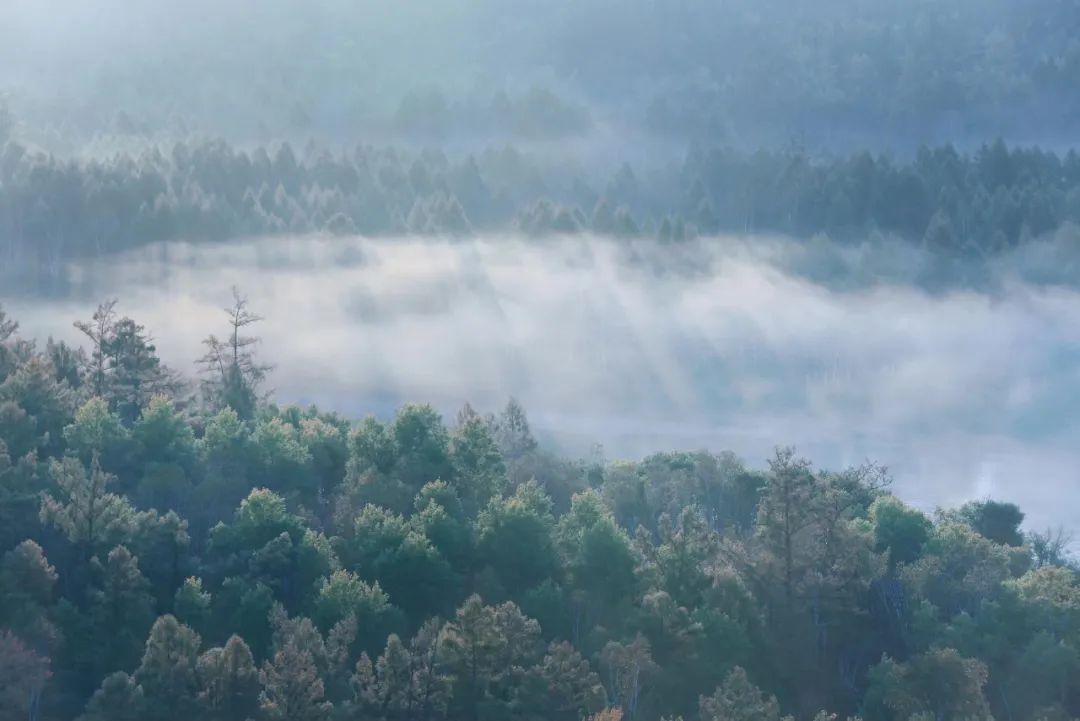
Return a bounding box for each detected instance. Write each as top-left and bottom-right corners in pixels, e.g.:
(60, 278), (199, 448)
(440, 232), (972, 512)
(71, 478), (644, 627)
(5, 234), (1078, 536)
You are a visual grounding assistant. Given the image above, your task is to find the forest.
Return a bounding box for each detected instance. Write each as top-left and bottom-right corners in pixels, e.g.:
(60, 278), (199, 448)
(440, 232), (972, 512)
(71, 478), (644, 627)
(0, 293), (1076, 721)
(3, 1), (1080, 720)
(5, 0), (1080, 279)
(4, 0), (1080, 150)
(3, 132), (1080, 275)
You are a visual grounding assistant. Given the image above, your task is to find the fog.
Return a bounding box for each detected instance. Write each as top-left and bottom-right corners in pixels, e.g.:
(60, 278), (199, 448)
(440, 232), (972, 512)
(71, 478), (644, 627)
(3, 0), (1076, 155)
(4, 234), (1079, 536)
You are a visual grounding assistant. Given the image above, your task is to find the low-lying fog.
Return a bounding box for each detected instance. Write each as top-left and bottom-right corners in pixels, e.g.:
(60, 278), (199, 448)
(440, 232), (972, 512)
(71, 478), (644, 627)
(4, 234), (1079, 536)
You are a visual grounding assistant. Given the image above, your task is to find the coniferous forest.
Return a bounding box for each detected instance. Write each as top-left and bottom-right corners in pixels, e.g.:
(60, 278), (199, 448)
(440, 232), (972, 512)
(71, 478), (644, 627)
(3, 136), (1080, 272)
(0, 295), (1076, 721)
(4, 1), (1080, 720)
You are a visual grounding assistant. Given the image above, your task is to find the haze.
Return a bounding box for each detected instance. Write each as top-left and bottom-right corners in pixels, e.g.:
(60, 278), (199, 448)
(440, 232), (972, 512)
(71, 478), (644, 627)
(5, 234), (1079, 535)
(3, 3), (1080, 720)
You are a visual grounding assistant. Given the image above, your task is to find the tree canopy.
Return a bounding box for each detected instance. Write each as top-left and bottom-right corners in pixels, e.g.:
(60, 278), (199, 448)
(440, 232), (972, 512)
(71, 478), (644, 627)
(0, 299), (1076, 721)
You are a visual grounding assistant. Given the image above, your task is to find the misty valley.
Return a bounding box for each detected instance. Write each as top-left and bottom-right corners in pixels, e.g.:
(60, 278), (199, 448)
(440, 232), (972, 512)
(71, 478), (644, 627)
(2, 232), (1079, 721)
(2, 1), (1080, 721)
(4, 233), (1080, 536)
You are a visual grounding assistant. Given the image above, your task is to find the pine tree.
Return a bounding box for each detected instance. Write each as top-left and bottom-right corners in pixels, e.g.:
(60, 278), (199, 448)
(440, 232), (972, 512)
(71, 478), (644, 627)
(197, 635), (260, 721)
(80, 671), (144, 721)
(103, 317), (174, 425)
(699, 667), (786, 721)
(0, 630), (51, 721)
(40, 456), (135, 565)
(133, 615), (201, 720)
(90, 546), (155, 675)
(174, 577), (212, 633)
(600, 636), (656, 720)
(198, 288), (271, 420)
(259, 643), (332, 721)
(74, 300), (118, 399)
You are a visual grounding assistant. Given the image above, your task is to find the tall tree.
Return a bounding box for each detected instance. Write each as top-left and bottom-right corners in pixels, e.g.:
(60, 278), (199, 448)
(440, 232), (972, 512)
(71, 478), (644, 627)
(866, 648), (992, 721)
(600, 636), (656, 720)
(196, 635), (260, 721)
(198, 288), (271, 420)
(0, 303), (20, 383)
(699, 666), (787, 721)
(0, 540), (58, 650)
(89, 546), (156, 676)
(451, 404), (506, 515)
(440, 595), (541, 719)
(958, 500), (1026, 547)
(102, 317), (175, 425)
(80, 672), (144, 721)
(133, 615), (201, 721)
(755, 448), (819, 608)
(476, 480), (557, 597)
(0, 356), (78, 458)
(259, 643), (332, 721)
(40, 456), (136, 567)
(74, 300), (118, 399)
(0, 630), (51, 721)
(524, 641), (606, 721)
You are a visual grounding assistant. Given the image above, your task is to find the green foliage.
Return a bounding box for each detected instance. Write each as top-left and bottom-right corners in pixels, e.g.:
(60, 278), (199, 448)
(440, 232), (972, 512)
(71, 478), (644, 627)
(958, 499), (1027, 547)
(0, 437), (41, 552)
(2, 539), (57, 614)
(64, 397), (130, 470)
(866, 648), (992, 721)
(196, 634), (260, 721)
(0, 630), (51, 720)
(7, 135), (1080, 270)
(477, 480), (557, 598)
(699, 666), (787, 721)
(313, 570), (392, 636)
(451, 405), (507, 515)
(902, 521), (1017, 618)
(440, 595), (542, 718)
(259, 643), (332, 721)
(174, 577), (212, 633)
(3, 303), (1079, 721)
(133, 615), (201, 720)
(132, 396), (196, 492)
(391, 403), (455, 492)
(557, 490), (637, 612)
(40, 457), (136, 561)
(0, 356), (77, 457)
(79, 671), (144, 721)
(90, 546), (156, 675)
(869, 495), (932, 567)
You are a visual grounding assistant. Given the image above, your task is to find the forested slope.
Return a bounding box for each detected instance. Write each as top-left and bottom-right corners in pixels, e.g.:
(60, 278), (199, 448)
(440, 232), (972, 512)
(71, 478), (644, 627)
(3, 135), (1080, 273)
(0, 295), (1076, 721)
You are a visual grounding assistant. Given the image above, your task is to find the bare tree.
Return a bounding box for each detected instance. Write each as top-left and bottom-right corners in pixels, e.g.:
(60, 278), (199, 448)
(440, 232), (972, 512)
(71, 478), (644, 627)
(1028, 527), (1075, 569)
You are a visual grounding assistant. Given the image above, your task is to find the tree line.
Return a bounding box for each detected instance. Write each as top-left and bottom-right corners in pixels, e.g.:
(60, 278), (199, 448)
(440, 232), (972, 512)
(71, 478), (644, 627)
(3, 136), (1080, 277)
(0, 294), (1077, 721)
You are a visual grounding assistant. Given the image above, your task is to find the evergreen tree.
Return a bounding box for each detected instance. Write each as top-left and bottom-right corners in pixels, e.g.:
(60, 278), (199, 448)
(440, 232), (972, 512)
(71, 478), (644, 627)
(90, 546), (155, 676)
(259, 643), (332, 721)
(198, 288), (271, 420)
(196, 635), (260, 721)
(40, 456), (136, 566)
(133, 615), (201, 720)
(79, 672), (144, 721)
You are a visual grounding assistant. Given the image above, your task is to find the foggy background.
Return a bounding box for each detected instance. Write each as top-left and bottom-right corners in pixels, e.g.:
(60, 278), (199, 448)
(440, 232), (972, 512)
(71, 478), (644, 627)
(2, 0), (1078, 158)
